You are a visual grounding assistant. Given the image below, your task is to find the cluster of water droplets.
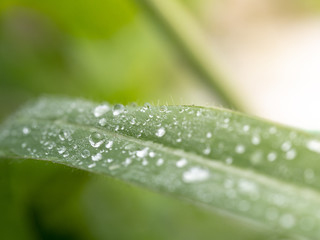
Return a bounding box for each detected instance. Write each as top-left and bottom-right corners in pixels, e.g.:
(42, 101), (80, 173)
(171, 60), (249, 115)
(3, 97), (320, 236)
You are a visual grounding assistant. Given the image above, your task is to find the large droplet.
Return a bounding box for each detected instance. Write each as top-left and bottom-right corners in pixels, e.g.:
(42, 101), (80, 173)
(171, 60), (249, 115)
(112, 104), (125, 116)
(89, 132), (104, 148)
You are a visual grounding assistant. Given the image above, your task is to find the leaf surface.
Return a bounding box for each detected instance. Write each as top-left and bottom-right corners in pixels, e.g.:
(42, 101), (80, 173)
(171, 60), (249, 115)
(1, 96), (320, 239)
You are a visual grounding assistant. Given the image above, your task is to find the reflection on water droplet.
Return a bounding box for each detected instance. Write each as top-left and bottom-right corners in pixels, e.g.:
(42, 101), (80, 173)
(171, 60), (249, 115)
(183, 167), (209, 183)
(94, 104), (110, 117)
(206, 132), (212, 138)
(156, 127), (166, 137)
(59, 129), (71, 141)
(89, 132), (104, 148)
(112, 104), (125, 116)
(81, 149), (90, 158)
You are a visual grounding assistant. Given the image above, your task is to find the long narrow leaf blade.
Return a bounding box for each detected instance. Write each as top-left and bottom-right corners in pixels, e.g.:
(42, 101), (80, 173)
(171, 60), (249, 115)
(1, 97), (320, 238)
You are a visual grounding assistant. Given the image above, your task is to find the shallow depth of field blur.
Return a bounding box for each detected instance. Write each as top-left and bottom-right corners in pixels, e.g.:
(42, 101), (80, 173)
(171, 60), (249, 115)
(1, 0), (320, 239)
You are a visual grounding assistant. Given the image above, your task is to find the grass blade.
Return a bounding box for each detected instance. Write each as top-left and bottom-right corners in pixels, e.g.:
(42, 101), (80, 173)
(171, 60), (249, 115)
(1, 96), (320, 238)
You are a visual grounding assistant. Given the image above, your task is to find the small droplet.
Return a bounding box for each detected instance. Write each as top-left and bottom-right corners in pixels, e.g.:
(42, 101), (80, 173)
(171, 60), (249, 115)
(123, 158), (132, 166)
(99, 118), (107, 126)
(89, 132), (104, 148)
(267, 152), (277, 162)
(156, 158), (164, 166)
(112, 104), (125, 116)
(176, 158), (187, 168)
(81, 149), (90, 158)
(176, 138), (182, 143)
(281, 141), (291, 151)
(22, 127), (30, 135)
(159, 106), (167, 112)
(203, 147), (211, 155)
(92, 153), (102, 161)
(149, 151), (155, 158)
(235, 144), (245, 154)
(269, 127), (277, 134)
(243, 125), (250, 132)
(251, 136), (260, 145)
(286, 149), (296, 160)
(59, 129), (71, 141)
(280, 214), (296, 229)
(136, 148), (148, 158)
(94, 104), (110, 117)
(130, 118), (136, 125)
(206, 132), (212, 138)
(88, 163), (96, 168)
(142, 159), (148, 166)
(156, 127), (166, 137)
(57, 146), (66, 154)
(226, 157), (233, 165)
(183, 167), (209, 183)
(105, 141), (113, 149)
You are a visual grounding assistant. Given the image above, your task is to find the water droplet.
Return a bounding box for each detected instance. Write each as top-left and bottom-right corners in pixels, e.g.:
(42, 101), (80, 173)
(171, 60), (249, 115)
(130, 118), (136, 125)
(203, 147), (211, 155)
(112, 104), (125, 116)
(159, 106), (167, 112)
(267, 152), (277, 162)
(107, 158), (113, 163)
(99, 118), (107, 126)
(280, 214), (296, 229)
(235, 144), (245, 154)
(136, 148), (148, 158)
(243, 125), (250, 132)
(156, 158), (164, 166)
(123, 158), (132, 166)
(105, 141), (113, 149)
(142, 159), (148, 166)
(281, 141), (291, 151)
(22, 127), (30, 135)
(269, 127), (277, 134)
(226, 157), (233, 165)
(88, 163), (96, 168)
(176, 138), (182, 143)
(286, 149), (296, 160)
(304, 168), (315, 182)
(250, 151), (263, 164)
(306, 140), (320, 153)
(206, 132), (212, 138)
(81, 149), (90, 158)
(57, 146), (66, 154)
(183, 167), (209, 183)
(238, 180), (257, 193)
(21, 143), (27, 148)
(92, 153), (102, 161)
(89, 132), (104, 148)
(176, 158), (187, 168)
(149, 151), (155, 158)
(156, 127), (166, 137)
(59, 129), (71, 141)
(94, 104), (110, 117)
(143, 102), (152, 110)
(251, 135), (260, 145)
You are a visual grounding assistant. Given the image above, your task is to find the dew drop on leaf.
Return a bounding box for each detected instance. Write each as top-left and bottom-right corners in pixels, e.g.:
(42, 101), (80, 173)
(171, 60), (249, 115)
(112, 104), (125, 116)
(93, 104), (110, 117)
(81, 149), (90, 158)
(182, 167), (209, 183)
(156, 127), (166, 137)
(89, 132), (104, 148)
(176, 158), (187, 168)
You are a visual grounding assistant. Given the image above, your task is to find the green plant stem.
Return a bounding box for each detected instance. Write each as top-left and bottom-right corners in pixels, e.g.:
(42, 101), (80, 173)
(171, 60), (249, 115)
(134, 0), (246, 111)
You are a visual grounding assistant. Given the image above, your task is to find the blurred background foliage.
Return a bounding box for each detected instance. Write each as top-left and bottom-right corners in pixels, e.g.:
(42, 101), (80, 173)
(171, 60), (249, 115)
(1, 0), (320, 239)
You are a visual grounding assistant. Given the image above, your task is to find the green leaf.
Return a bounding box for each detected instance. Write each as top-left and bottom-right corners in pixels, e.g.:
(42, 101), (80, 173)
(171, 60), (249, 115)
(1, 96), (320, 239)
